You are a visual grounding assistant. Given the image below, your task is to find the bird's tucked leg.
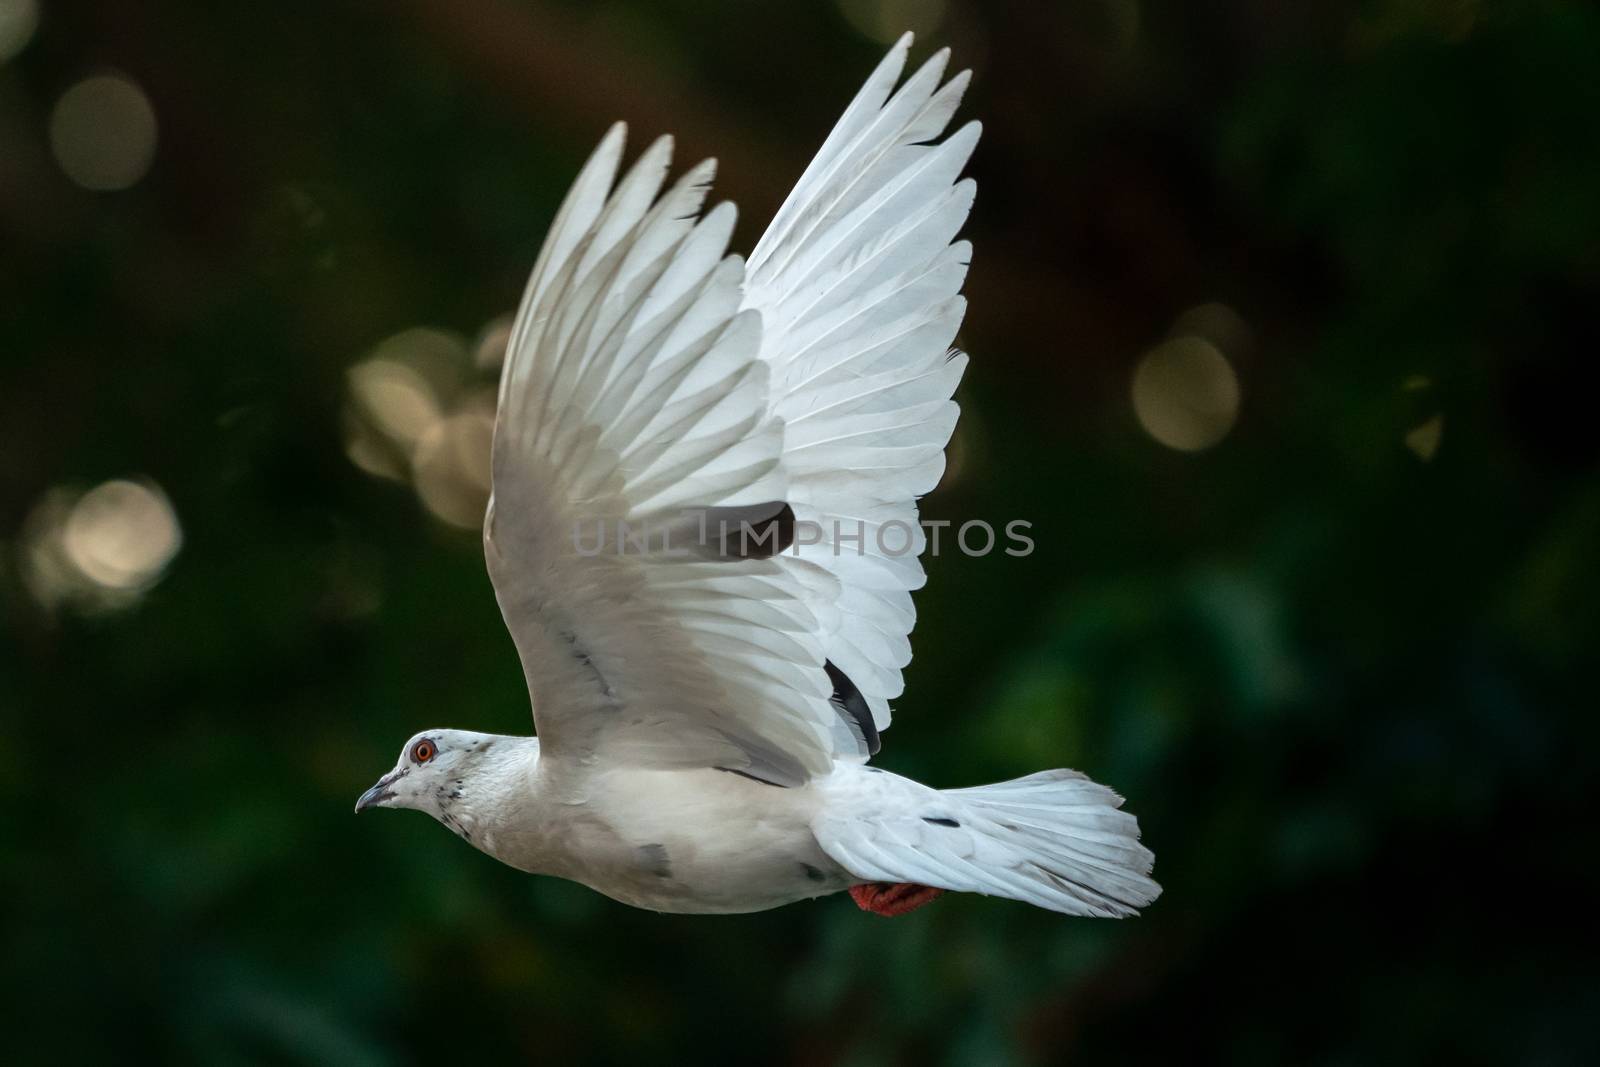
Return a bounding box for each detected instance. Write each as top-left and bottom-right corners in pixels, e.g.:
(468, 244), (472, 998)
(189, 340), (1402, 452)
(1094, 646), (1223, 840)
(848, 882), (944, 916)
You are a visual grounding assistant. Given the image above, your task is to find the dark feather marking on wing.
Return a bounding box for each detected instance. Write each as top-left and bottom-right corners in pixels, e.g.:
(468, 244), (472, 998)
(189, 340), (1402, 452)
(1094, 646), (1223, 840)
(692, 501), (796, 560)
(825, 659), (880, 755)
(716, 766), (789, 788)
(557, 628), (614, 701)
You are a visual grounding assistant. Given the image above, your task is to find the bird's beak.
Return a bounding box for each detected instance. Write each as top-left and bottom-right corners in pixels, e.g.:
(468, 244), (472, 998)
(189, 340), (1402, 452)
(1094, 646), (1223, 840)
(354, 771), (400, 814)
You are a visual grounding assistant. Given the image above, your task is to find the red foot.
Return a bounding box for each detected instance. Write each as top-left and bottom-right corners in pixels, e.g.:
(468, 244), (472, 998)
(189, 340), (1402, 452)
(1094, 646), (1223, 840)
(848, 882), (945, 916)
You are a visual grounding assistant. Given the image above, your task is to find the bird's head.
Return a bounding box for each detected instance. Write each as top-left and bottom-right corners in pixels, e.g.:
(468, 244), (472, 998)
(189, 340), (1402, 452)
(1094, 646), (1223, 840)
(354, 728), (505, 819)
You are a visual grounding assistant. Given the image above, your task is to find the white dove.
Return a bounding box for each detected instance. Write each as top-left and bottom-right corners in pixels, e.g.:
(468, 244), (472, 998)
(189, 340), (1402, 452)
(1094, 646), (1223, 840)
(356, 34), (1160, 919)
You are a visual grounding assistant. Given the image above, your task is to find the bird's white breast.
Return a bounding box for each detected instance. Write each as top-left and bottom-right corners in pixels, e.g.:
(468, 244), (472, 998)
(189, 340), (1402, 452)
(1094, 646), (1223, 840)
(482, 762), (853, 914)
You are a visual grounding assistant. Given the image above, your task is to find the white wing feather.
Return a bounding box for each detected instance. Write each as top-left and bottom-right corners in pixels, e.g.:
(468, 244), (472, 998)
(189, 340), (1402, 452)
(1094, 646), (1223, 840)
(488, 33), (977, 781)
(744, 32), (978, 743)
(487, 127), (855, 785)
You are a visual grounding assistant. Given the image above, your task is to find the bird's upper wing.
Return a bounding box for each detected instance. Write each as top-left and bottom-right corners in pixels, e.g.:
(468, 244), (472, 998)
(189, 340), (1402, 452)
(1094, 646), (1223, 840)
(742, 33), (978, 747)
(487, 125), (856, 786)
(489, 35), (976, 782)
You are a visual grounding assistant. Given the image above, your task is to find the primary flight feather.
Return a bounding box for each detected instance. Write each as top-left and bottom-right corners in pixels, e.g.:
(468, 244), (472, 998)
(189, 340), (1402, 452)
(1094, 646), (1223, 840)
(356, 34), (1160, 919)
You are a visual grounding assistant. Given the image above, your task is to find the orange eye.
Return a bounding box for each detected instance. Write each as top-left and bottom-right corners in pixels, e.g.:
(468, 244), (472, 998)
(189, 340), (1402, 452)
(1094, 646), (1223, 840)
(411, 739), (436, 764)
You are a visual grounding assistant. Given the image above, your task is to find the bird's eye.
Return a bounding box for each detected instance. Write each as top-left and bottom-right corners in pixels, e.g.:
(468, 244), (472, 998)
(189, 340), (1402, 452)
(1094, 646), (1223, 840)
(411, 739), (436, 764)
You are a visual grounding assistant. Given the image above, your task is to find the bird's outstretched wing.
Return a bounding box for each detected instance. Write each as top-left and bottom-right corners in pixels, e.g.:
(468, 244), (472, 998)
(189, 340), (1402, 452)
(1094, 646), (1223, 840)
(487, 124), (853, 786)
(744, 33), (977, 747)
(488, 34), (975, 782)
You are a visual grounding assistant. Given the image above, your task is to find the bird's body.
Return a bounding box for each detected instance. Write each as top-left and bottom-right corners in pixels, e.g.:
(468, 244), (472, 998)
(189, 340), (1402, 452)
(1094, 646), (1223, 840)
(358, 33), (1161, 919)
(389, 732), (1152, 916)
(443, 739), (850, 914)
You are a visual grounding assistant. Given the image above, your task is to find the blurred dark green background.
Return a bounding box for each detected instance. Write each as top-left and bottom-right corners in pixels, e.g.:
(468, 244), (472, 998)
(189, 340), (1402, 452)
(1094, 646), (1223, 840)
(3, 1), (1597, 1063)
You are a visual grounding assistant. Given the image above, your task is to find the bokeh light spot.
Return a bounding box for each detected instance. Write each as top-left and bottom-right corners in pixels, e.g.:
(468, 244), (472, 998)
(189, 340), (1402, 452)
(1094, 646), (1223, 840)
(21, 479), (182, 613)
(413, 405), (495, 529)
(345, 326), (498, 530)
(372, 326), (469, 377)
(0, 0), (39, 63)
(1405, 414), (1444, 461)
(347, 358), (440, 448)
(342, 410), (408, 483)
(474, 315), (514, 371)
(1132, 336), (1241, 452)
(48, 73), (159, 191)
(836, 0), (946, 45)
(63, 479), (182, 590)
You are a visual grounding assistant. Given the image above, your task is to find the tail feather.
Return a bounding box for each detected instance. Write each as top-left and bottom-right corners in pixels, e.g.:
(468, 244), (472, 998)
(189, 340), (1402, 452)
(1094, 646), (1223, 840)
(816, 767), (1161, 918)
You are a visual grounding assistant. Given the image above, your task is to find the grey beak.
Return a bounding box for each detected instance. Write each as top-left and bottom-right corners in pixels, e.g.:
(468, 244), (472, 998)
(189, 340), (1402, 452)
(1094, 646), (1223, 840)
(355, 772), (399, 814)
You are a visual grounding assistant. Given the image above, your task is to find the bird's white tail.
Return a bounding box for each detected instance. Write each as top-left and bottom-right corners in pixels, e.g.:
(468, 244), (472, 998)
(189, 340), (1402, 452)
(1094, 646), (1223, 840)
(816, 769), (1160, 917)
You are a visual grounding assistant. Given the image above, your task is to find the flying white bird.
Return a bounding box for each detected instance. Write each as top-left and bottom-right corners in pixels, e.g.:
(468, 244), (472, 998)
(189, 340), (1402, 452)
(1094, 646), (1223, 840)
(357, 34), (1160, 919)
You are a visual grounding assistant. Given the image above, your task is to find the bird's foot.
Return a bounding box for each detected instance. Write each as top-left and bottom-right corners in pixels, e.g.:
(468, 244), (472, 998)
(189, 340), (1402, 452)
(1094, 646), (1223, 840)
(848, 882), (944, 916)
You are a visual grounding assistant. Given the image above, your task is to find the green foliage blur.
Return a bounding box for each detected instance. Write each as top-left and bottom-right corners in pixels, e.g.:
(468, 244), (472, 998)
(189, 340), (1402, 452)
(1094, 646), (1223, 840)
(3, 1), (1597, 1063)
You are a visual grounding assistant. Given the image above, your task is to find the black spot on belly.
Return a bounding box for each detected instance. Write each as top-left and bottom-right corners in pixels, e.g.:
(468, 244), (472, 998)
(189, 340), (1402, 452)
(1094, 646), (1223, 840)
(800, 863), (827, 883)
(637, 843), (672, 879)
(923, 816), (960, 828)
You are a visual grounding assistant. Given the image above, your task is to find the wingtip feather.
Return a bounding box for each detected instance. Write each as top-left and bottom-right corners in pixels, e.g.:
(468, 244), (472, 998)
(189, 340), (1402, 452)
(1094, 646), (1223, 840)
(594, 121), (628, 166)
